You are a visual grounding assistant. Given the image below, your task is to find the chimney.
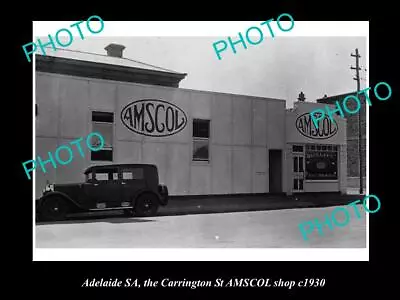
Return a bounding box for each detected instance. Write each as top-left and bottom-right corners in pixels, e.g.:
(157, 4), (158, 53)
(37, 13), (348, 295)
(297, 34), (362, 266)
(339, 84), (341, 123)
(104, 43), (126, 58)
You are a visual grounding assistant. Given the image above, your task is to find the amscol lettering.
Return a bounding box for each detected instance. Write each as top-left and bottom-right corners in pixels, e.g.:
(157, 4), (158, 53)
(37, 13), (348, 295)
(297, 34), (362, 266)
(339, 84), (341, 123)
(295, 112), (338, 140)
(121, 99), (188, 137)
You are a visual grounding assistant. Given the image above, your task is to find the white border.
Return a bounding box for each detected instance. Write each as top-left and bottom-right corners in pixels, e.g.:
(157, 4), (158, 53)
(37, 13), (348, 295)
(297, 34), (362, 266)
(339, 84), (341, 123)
(33, 21), (369, 37)
(35, 248), (366, 261)
(33, 21), (369, 261)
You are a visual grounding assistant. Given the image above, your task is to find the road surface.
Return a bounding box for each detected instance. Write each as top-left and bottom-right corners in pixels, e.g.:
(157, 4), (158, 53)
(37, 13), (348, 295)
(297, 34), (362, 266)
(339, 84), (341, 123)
(35, 205), (366, 248)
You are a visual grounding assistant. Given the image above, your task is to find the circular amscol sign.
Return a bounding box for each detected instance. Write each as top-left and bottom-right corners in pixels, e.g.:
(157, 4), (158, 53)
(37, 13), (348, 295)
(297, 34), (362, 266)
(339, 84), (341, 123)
(121, 99), (188, 137)
(295, 112), (338, 140)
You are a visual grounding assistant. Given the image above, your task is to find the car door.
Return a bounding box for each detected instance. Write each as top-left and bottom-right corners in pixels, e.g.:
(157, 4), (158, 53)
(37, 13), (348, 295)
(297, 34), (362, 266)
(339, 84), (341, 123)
(120, 167), (147, 206)
(84, 168), (122, 209)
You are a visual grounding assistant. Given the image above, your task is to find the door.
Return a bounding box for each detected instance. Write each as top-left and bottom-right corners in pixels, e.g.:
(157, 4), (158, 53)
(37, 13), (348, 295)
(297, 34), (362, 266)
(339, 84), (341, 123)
(84, 167), (122, 209)
(269, 150), (282, 193)
(120, 167), (147, 206)
(293, 154), (305, 193)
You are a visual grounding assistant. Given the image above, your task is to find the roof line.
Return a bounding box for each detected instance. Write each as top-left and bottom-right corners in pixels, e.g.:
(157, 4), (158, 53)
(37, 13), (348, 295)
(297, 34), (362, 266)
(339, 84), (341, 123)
(38, 47), (184, 75)
(316, 90), (359, 100)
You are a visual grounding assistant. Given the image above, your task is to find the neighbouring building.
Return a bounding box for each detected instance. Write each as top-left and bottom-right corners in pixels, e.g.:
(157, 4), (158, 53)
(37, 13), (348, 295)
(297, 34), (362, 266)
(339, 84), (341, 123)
(317, 92), (366, 181)
(35, 44), (347, 199)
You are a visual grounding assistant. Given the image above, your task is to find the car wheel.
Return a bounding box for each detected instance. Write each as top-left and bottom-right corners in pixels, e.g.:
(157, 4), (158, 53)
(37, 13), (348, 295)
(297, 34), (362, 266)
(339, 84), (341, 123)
(134, 193), (159, 217)
(40, 196), (70, 221)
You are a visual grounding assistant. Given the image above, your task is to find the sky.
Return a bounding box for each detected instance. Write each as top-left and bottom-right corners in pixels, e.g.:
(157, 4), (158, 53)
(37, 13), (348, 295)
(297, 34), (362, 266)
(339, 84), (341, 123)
(57, 36), (367, 108)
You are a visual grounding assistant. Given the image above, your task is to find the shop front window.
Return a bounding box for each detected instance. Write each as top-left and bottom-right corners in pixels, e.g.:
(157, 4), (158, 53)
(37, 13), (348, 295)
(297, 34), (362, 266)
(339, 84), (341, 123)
(305, 144), (338, 180)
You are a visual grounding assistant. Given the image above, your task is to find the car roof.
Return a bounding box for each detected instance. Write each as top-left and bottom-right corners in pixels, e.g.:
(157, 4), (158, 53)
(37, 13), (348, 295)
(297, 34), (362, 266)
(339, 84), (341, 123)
(84, 164), (157, 174)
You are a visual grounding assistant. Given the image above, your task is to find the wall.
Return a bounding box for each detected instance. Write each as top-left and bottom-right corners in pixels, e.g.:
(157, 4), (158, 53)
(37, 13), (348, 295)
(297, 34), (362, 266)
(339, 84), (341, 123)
(35, 72), (286, 198)
(317, 94), (366, 178)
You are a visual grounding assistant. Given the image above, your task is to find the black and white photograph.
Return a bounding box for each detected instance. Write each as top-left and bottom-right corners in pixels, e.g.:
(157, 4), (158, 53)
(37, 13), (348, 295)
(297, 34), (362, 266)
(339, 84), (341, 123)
(32, 22), (368, 258)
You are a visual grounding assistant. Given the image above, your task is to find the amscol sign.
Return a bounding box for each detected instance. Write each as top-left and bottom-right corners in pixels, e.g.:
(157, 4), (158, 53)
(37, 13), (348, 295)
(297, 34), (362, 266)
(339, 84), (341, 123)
(295, 112), (338, 140)
(121, 99), (188, 137)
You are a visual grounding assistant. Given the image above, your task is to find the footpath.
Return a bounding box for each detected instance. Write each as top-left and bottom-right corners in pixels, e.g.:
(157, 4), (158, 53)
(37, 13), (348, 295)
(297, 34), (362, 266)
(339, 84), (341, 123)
(37, 193), (363, 224)
(158, 193), (363, 217)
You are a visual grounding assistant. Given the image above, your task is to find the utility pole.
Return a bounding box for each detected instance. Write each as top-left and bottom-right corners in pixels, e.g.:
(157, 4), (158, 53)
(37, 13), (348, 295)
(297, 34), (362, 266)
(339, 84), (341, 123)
(351, 48), (363, 194)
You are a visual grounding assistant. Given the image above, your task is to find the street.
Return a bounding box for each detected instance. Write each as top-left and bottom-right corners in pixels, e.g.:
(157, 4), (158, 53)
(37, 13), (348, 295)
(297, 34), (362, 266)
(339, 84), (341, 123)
(35, 205), (366, 248)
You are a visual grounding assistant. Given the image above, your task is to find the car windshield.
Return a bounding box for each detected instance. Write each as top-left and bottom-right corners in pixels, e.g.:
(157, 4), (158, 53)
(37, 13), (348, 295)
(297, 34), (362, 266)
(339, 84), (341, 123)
(85, 172), (93, 182)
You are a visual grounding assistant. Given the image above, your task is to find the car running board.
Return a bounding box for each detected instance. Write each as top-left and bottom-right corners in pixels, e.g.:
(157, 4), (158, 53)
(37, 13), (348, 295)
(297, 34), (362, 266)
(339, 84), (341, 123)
(89, 206), (133, 211)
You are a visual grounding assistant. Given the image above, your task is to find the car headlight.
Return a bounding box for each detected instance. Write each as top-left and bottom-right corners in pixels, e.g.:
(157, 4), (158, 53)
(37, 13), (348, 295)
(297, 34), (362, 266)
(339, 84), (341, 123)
(44, 184), (54, 192)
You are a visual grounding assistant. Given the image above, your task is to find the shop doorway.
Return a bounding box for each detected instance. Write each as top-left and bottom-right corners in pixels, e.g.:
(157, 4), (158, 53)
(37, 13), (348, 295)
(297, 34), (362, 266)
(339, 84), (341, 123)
(269, 149), (282, 193)
(293, 153), (305, 193)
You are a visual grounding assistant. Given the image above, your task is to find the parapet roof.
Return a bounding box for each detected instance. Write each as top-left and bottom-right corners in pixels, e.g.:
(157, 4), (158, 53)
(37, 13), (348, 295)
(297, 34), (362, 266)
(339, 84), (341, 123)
(36, 47), (185, 75)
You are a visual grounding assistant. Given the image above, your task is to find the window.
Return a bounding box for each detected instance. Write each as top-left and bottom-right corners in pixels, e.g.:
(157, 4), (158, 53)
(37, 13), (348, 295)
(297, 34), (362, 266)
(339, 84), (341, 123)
(91, 111), (114, 161)
(93, 168), (118, 182)
(293, 155), (304, 173)
(95, 172), (109, 181)
(299, 179), (304, 190)
(305, 144), (338, 180)
(299, 157), (304, 172)
(86, 172), (93, 182)
(122, 172), (133, 180)
(292, 145), (304, 153)
(293, 179), (304, 191)
(122, 168), (144, 180)
(193, 119), (210, 161)
(132, 168), (144, 179)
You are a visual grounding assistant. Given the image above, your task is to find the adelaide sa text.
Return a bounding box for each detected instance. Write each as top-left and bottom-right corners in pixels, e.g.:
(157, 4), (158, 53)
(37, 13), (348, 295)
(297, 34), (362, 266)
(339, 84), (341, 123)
(22, 132), (105, 180)
(22, 16), (104, 63)
(299, 194), (381, 241)
(310, 81), (392, 129)
(212, 13), (295, 61)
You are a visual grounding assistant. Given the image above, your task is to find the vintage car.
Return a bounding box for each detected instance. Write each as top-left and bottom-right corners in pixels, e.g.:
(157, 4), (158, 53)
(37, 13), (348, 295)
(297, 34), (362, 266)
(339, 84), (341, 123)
(36, 164), (169, 221)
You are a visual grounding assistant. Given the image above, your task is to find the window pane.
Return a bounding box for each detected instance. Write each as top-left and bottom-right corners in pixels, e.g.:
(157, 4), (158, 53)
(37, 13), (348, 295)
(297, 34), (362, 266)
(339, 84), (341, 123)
(193, 140), (209, 160)
(305, 148), (338, 180)
(132, 168), (144, 179)
(95, 173), (109, 181)
(92, 122), (113, 148)
(91, 150), (113, 161)
(294, 157), (298, 172)
(299, 157), (304, 172)
(113, 173), (118, 180)
(88, 173), (92, 180)
(122, 168), (144, 180)
(293, 145), (303, 153)
(293, 179), (298, 190)
(299, 179), (303, 190)
(122, 172), (133, 180)
(92, 111), (114, 123)
(193, 119), (210, 138)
